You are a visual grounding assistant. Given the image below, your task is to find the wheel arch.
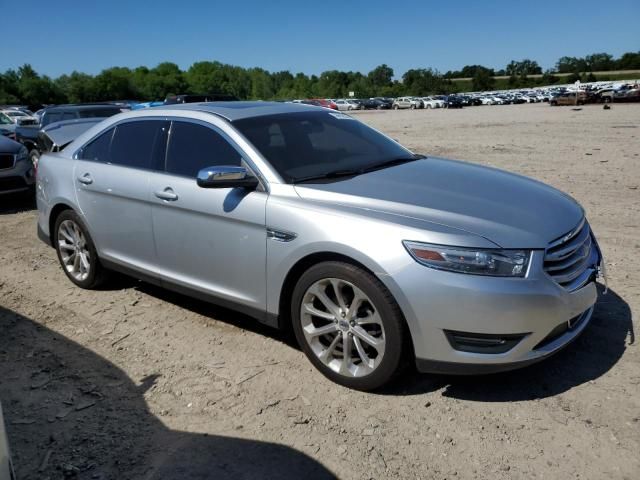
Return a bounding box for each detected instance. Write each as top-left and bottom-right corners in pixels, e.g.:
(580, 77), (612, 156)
(48, 203), (76, 247)
(276, 251), (412, 343)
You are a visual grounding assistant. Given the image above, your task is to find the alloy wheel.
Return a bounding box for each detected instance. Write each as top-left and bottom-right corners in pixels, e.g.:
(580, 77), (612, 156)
(57, 219), (91, 282)
(300, 278), (386, 377)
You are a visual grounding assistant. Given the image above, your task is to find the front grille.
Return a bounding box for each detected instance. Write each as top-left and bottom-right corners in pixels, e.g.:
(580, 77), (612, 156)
(0, 176), (27, 192)
(544, 218), (597, 291)
(0, 153), (15, 170)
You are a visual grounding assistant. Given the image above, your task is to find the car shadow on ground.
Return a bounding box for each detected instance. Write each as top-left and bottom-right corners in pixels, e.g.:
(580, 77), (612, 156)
(0, 306), (336, 479)
(0, 192), (35, 215)
(387, 285), (634, 400)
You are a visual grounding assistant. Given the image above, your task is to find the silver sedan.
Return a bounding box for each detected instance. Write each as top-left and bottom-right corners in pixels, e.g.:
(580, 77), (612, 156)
(35, 102), (604, 390)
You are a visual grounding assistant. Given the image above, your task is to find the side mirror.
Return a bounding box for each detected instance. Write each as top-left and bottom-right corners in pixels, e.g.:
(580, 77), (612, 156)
(196, 166), (259, 189)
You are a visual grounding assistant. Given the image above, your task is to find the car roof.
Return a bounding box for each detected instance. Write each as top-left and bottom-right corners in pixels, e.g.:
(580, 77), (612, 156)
(156, 101), (326, 121)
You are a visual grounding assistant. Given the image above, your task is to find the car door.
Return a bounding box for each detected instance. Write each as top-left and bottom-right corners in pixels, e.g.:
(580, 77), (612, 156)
(74, 119), (168, 275)
(150, 119), (268, 316)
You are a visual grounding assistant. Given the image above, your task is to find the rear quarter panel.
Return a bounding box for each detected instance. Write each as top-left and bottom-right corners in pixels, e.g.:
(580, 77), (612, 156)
(36, 152), (78, 239)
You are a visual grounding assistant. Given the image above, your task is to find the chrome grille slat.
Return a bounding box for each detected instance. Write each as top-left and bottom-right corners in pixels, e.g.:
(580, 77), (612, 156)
(544, 237), (592, 271)
(545, 226), (591, 260)
(544, 219), (596, 290)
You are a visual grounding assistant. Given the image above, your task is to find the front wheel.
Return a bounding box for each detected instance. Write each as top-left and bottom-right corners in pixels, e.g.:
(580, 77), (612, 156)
(54, 210), (109, 289)
(392, 104), (399, 110)
(291, 261), (407, 391)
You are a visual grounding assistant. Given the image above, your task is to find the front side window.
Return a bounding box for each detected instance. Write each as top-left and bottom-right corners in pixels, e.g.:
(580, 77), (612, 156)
(234, 110), (413, 183)
(165, 121), (243, 178)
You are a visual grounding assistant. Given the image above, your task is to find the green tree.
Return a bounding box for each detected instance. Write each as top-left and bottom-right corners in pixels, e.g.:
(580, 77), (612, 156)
(505, 59), (542, 76)
(367, 64), (393, 91)
(90, 67), (135, 101)
(56, 71), (93, 103)
(471, 67), (495, 91)
(616, 51), (640, 69)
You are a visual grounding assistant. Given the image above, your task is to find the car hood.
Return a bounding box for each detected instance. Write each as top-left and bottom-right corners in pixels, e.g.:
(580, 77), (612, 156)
(293, 157), (583, 248)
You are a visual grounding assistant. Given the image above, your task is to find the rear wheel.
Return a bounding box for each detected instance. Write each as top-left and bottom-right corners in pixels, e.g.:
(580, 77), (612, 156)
(54, 210), (109, 289)
(291, 261), (407, 391)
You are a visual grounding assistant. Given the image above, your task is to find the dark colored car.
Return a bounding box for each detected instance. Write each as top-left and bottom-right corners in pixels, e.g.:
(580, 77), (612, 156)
(31, 118), (104, 171)
(443, 96), (463, 109)
(164, 94), (240, 104)
(0, 135), (34, 195)
(363, 98), (392, 110)
(15, 104), (126, 159)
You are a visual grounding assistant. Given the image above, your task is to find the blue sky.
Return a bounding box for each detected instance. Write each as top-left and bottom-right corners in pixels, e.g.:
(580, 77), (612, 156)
(2, 0), (638, 78)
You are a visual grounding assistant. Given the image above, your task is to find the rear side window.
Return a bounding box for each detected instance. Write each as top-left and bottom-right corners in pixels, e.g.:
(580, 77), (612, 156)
(165, 121), (242, 178)
(81, 128), (114, 163)
(109, 120), (168, 170)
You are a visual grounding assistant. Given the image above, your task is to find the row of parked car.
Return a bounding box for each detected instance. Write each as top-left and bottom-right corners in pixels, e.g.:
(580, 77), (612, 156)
(288, 80), (640, 112)
(2, 80), (638, 196)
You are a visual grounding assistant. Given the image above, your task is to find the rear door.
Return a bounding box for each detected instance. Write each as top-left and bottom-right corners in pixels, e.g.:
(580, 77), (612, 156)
(74, 119), (168, 274)
(150, 119), (268, 316)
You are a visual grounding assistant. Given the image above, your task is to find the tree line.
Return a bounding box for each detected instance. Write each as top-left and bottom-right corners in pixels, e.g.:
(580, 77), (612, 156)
(1, 51), (638, 106)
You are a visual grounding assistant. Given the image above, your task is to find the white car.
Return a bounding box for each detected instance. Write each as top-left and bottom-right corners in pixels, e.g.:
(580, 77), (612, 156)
(420, 97), (442, 109)
(1, 109), (37, 125)
(334, 99), (357, 111)
(392, 97), (421, 109)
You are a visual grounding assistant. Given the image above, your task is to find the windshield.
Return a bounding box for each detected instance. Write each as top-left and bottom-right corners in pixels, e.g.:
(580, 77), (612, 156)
(0, 114), (12, 125)
(234, 110), (413, 183)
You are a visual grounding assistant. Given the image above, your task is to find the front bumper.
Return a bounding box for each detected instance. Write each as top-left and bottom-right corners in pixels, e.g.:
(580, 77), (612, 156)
(382, 250), (602, 374)
(0, 158), (35, 194)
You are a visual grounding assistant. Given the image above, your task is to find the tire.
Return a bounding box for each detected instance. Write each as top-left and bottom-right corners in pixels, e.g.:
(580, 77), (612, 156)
(291, 261), (407, 391)
(410, 104), (416, 110)
(427, 104), (432, 109)
(53, 210), (109, 289)
(392, 104), (399, 110)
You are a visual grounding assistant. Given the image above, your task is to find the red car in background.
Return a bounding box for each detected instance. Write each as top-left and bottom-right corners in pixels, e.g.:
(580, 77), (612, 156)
(310, 99), (338, 110)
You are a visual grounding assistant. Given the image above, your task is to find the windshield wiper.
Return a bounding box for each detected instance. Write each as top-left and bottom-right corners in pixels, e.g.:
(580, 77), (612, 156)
(360, 154), (426, 174)
(292, 154), (426, 184)
(293, 169), (361, 184)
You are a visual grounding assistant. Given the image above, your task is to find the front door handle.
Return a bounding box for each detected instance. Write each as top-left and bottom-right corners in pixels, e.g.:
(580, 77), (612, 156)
(77, 173), (93, 185)
(154, 188), (178, 201)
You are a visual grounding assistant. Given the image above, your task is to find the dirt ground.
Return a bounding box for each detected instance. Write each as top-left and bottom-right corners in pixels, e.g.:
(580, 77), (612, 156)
(1, 103), (638, 480)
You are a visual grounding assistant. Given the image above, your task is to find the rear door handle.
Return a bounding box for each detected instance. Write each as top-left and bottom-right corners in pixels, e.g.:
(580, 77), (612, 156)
(154, 188), (178, 201)
(77, 173), (93, 185)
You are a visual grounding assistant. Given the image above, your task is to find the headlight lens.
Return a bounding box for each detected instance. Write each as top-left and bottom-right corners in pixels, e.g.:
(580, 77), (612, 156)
(16, 146), (28, 161)
(403, 241), (530, 277)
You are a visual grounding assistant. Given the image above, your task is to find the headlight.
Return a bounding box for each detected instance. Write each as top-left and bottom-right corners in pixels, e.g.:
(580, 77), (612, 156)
(403, 241), (530, 277)
(16, 146), (28, 161)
